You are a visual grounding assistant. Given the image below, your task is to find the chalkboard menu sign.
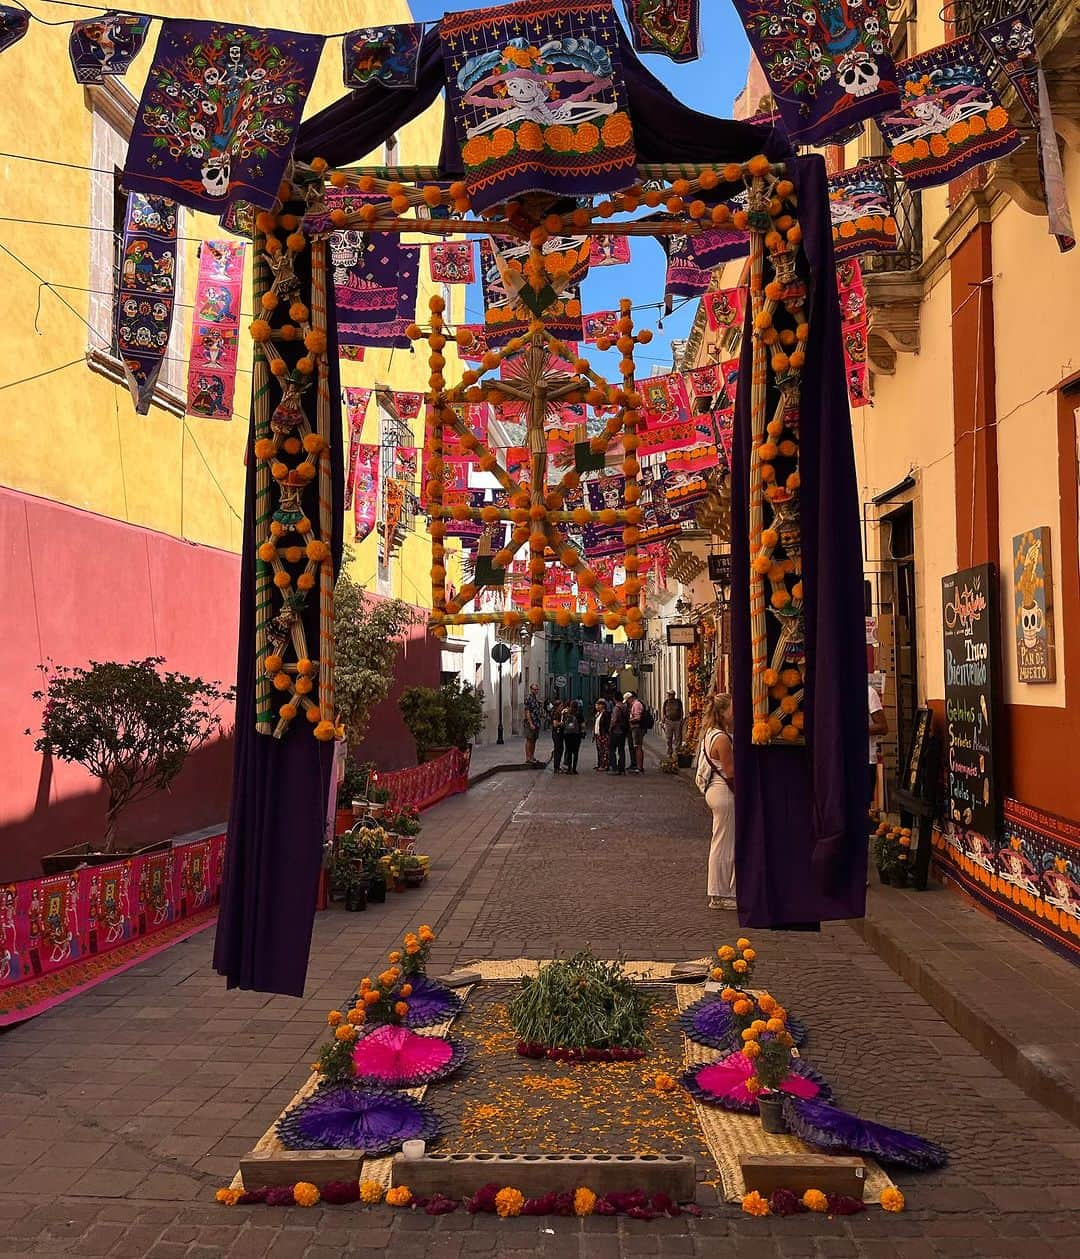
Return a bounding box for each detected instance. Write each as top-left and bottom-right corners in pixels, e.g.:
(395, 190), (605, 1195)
(941, 564), (1000, 843)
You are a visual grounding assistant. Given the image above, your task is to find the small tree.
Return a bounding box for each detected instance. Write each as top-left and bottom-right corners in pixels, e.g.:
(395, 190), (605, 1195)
(30, 657), (233, 851)
(334, 546), (419, 750)
(440, 679), (485, 749)
(399, 686), (448, 763)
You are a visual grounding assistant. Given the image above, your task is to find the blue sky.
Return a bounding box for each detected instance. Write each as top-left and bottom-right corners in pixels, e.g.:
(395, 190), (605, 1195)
(406, 0), (754, 373)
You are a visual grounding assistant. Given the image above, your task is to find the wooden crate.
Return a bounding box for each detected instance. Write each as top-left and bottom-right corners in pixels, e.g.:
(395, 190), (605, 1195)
(739, 1154), (866, 1200)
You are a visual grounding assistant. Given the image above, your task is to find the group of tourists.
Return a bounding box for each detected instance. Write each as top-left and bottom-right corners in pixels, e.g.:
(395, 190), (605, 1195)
(521, 683), (686, 776)
(523, 679), (737, 911)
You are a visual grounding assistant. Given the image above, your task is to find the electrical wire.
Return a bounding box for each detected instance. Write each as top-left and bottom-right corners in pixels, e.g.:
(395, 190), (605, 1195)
(0, 356), (83, 391)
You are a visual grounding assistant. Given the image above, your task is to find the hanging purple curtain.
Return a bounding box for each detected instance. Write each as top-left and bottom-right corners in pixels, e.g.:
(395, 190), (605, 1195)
(731, 154), (868, 929)
(212, 242), (344, 997)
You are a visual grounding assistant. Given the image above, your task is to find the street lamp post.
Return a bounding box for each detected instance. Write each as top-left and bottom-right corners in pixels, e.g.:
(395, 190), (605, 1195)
(491, 642), (511, 746)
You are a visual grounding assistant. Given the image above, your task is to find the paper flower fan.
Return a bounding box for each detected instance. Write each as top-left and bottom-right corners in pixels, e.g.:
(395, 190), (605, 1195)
(680, 1050), (833, 1113)
(400, 975), (464, 1029)
(678, 996), (808, 1052)
(351, 1024), (467, 1089)
(276, 1085), (441, 1154)
(781, 1095), (948, 1171)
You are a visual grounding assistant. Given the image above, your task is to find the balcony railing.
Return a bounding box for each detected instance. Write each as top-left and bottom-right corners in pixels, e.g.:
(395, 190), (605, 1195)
(862, 166), (924, 275)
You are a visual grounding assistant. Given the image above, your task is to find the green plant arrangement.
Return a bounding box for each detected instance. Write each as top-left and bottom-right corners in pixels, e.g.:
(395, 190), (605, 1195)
(659, 755), (678, 774)
(334, 547), (419, 750)
(440, 678), (485, 749)
(871, 821), (912, 886)
(336, 760), (374, 809)
(399, 686), (448, 762)
(29, 657), (233, 852)
(508, 952), (651, 1054)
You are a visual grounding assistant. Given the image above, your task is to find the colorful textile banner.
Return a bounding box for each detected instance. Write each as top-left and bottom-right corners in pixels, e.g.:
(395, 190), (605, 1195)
(115, 193), (177, 416)
(124, 21), (324, 213)
(343, 387), (372, 510)
(703, 287), (745, 337)
(69, 13), (151, 83)
(667, 419), (719, 474)
(837, 262), (869, 409)
(342, 23), (422, 88)
(353, 444), (380, 543)
(378, 747), (471, 814)
(686, 364), (723, 406)
(340, 243), (420, 349)
(639, 372), (691, 430)
(394, 446), (418, 487)
(440, 0), (638, 213)
(480, 238), (584, 348)
(877, 37), (1023, 192)
(0, 6), (29, 56)
(391, 391), (424, 422)
(981, 14), (1075, 253)
(658, 460), (709, 509)
(733, 0), (899, 145)
(382, 478), (406, 564)
(429, 240), (476, 284)
(1, 834), (225, 1027)
(582, 310), (619, 343)
(638, 415), (701, 457)
(187, 239), (245, 420)
(590, 234), (632, 266)
(828, 159), (897, 261)
(219, 198), (255, 239)
(622, 0), (700, 63)
(663, 226), (747, 296)
(836, 258), (866, 325)
(458, 325), (491, 362)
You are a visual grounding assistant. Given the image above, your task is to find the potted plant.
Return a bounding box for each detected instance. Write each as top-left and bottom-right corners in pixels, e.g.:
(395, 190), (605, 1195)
(365, 777), (392, 818)
(871, 822), (911, 887)
(29, 657), (232, 873)
(400, 854), (426, 889)
(336, 760), (371, 834)
(342, 864), (368, 912)
(676, 741), (694, 769)
(440, 678), (484, 751)
(399, 686), (449, 763)
(741, 1003), (797, 1135)
(659, 755), (678, 774)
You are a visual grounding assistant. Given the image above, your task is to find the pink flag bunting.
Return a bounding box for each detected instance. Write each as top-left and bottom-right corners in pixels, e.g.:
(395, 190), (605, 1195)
(837, 262), (870, 409)
(344, 387), (372, 511)
(429, 240), (475, 284)
(638, 372), (691, 430)
(703, 287), (745, 337)
(582, 310), (619, 343)
(187, 239), (245, 419)
(391, 391), (424, 421)
(353, 445), (380, 543)
(589, 235), (631, 266)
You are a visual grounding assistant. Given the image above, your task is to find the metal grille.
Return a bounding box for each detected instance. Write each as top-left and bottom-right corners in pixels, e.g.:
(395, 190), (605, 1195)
(863, 165), (924, 274)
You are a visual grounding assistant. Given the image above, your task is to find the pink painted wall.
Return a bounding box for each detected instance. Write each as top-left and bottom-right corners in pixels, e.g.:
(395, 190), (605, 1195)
(2, 488), (442, 879)
(1, 487), (241, 881)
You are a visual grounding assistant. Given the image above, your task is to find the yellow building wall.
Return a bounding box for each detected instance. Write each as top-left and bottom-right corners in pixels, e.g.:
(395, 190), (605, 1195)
(990, 155), (1080, 708)
(0, 1), (449, 611)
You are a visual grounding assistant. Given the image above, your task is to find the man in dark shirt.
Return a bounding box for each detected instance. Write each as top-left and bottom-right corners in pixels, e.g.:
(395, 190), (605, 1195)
(607, 694), (629, 775)
(524, 683), (542, 766)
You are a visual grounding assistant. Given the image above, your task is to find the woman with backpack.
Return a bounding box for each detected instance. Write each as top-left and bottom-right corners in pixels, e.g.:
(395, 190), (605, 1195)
(561, 699), (584, 774)
(696, 693), (736, 910)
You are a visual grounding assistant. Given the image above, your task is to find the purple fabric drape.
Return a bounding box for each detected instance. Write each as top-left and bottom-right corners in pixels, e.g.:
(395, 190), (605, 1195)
(213, 243), (344, 997)
(731, 154), (868, 931)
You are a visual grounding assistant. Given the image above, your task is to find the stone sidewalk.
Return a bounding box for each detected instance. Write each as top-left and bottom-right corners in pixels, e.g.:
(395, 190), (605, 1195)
(1, 765), (1079, 1257)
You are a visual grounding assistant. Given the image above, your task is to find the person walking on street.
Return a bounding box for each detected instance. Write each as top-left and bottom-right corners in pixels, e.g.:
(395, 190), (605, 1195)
(607, 694), (629, 775)
(627, 691), (647, 774)
(524, 683), (542, 765)
(592, 699), (610, 771)
(868, 681), (887, 810)
(697, 693), (736, 910)
(562, 700), (584, 774)
(550, 701), (567, 773)
(662, 690), (684, 756)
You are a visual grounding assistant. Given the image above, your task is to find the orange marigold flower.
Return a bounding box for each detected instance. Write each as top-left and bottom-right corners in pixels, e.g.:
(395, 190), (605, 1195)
(386, 1186), (412, 1207)
(881, 1187), (905, 1212)
(733, 959), (748, 973)
(741, 1189), (770, 1216)
(293, 1182), (320, 1207)
(495, 1187), (525, 1218)
(573, 1186), (597, 1216)
(802, 1189), (828, 1213)
(394, 1001), (409, 1017)
(360, 1179), (385, 1204)
(335, 1024), (357, 1043)
(327, 1010), (343, 1027)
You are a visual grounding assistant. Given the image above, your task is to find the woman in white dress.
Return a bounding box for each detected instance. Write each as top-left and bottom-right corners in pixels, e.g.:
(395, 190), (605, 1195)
(699, 694), (736, 911)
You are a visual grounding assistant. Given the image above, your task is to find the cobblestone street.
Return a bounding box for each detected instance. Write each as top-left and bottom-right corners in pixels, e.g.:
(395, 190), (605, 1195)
(2, 764), (1079, 1257)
